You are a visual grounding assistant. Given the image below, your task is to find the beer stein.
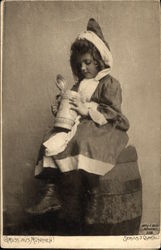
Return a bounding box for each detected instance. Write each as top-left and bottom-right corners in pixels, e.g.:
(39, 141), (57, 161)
(54, 75), (79, 130)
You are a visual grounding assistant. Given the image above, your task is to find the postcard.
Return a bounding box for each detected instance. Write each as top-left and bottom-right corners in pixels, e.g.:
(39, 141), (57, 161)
(1, 0), (160, 248)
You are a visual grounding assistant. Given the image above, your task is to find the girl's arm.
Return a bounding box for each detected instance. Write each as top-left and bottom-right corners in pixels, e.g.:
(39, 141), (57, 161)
(96, 77), (130, 131)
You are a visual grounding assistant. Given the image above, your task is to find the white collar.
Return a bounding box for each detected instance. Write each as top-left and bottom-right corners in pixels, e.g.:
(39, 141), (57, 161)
(95, 68), (111, 81)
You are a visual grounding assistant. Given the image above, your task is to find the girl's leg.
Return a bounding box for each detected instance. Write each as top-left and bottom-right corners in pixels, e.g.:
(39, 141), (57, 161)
(58, 170), (85, 223)
(79, 169), (99, 191)
(79, 170), (100, 227)
(41, 170), (84, 235)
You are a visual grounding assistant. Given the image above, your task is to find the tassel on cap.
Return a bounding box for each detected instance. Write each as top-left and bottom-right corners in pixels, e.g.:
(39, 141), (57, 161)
(87, 18), (105, 40)
(87, 18), (110, 51)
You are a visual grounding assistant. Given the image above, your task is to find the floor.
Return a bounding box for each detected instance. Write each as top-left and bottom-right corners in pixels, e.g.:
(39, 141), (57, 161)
(3, 209), (141, 236)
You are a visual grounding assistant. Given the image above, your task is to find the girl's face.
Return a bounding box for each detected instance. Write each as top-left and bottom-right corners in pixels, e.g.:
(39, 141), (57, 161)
(79, 53), (99, 79)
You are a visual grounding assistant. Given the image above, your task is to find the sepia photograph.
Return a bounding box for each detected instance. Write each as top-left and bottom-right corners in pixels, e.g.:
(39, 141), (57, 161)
(1, 0), (160, 248)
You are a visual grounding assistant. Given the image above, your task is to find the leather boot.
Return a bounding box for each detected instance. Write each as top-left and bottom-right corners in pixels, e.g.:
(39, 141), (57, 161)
(26, 183), (61, 215)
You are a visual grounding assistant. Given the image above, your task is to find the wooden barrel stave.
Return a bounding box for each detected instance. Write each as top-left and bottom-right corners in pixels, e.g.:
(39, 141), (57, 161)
(85, 145), (142, 235)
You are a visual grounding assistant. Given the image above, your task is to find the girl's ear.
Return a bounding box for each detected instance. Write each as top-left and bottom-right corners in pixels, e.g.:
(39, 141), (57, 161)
(94, 60), (98, 66)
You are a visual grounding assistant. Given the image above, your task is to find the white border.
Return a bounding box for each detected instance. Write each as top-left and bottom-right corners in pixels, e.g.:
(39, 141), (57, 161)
(1, 235), (161, 248)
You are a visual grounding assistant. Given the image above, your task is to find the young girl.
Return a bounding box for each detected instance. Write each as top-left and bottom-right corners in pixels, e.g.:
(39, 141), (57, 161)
(27, 18), (129, 223)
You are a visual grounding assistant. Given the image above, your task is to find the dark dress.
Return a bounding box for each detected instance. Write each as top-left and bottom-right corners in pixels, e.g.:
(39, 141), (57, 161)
(51, 74), (130, 175)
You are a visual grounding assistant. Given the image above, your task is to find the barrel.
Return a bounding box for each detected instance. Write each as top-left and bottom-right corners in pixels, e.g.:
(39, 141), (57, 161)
(54, 90), (79, 130)
(85, 145), (142, 235)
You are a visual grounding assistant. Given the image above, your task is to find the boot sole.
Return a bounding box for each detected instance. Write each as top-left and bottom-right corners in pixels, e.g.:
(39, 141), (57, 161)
(26, 204), (62, 215)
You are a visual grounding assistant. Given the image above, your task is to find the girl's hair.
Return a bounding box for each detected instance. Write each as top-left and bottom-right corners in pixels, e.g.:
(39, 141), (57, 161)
(70, 39), (106, 81)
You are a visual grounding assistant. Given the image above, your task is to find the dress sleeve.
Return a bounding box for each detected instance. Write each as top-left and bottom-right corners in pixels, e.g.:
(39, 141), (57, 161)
(97, 77), (130, 131)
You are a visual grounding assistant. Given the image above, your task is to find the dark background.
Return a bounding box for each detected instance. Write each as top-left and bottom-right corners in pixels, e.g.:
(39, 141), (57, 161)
(2, 0), (160, 234)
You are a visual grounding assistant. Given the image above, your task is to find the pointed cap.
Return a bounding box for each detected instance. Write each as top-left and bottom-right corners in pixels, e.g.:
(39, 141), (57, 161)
(87, 18), (110, 50)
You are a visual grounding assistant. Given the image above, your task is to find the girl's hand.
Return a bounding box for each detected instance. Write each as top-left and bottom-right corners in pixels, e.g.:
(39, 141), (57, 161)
(69, 96), (88, 117)
(51, 104), (58, 116)
(51, 94), (62, 116)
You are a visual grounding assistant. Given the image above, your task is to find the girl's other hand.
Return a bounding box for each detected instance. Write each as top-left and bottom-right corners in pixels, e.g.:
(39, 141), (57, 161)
(51, 104), (58, 116)
(69, 96), (88, 117)
(51, 94), (62, 116)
